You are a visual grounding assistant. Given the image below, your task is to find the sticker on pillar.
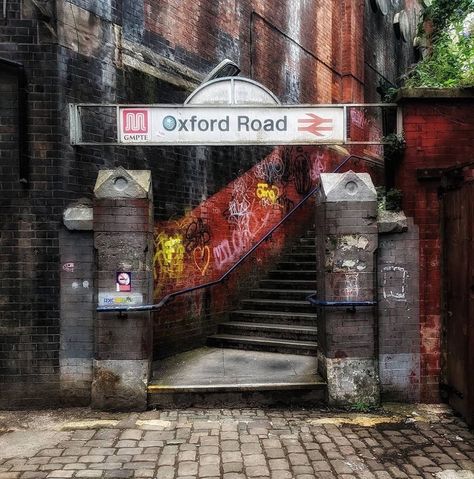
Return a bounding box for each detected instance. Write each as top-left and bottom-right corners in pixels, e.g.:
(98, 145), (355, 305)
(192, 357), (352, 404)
(116, 272), (132, 292)
(98, 292), (143, 306)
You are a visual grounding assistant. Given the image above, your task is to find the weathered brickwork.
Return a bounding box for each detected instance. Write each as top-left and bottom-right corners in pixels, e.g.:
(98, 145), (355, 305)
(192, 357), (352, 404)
(396, 93), (474, 402)
(378, 219), (420, 402)
(1, 0), (418, 407)
(59, 228), (94, 406)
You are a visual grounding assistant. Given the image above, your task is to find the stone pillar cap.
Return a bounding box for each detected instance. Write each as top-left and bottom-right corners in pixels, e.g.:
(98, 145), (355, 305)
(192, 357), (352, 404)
(319, 170), (376, 202)
(94, 167), (152, 199)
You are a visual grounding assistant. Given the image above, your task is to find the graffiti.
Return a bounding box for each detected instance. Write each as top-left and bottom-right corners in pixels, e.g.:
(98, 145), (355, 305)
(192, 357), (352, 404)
(350, 109), (369, 129)
(193, 245), (211, 276)
(225, 176), (251, 225)
(254, 151), (285, 184)
(310, 151), (326, 182)
(256, 182), (280, 206)
(213, 230), (249, 270)
(213, 211), (271, 270)
(291, 148), (312, 195)
(277, 193), (294, 213)
(343, 273), (359, 299)
(382, 265), (408, 301)
(154, 233), (185, 281)
(184, 218), (211, 253)
(62, 262), (75, 273)
(282, 146), (312, 195)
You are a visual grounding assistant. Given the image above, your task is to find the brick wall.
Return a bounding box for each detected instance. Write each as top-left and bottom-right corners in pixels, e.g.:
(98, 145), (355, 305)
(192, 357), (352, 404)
(396, 91), (474, 402)
(364, 0), (421, 102)
(59, 229), (94, 406)
(378, 219), (420, 402)
(1, 0), (415, 407)
(0, 2), (63, 407)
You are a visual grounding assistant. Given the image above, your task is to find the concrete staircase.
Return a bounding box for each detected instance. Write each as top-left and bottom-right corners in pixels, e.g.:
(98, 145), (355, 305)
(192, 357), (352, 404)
(208, 230), (318, 355)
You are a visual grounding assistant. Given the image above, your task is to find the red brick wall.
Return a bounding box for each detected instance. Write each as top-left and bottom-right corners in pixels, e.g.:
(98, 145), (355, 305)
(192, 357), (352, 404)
(396, 93), (474, 402)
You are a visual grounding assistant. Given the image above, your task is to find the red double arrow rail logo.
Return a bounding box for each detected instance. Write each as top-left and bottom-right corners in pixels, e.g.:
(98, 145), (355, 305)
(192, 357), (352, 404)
(297, 113), (333, 137)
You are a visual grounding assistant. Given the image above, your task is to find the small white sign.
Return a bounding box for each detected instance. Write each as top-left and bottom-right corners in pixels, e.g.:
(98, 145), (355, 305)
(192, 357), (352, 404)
(119, 106), (344, 145)
(98, 292), (143, 307)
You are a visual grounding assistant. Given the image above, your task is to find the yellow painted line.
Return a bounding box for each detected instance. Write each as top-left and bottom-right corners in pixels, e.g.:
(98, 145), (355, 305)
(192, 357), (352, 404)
(60, 419), (120, 430)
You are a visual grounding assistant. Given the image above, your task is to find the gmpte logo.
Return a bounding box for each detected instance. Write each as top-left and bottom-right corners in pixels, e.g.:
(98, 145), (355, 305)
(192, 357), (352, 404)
(122, 109), (149, 139)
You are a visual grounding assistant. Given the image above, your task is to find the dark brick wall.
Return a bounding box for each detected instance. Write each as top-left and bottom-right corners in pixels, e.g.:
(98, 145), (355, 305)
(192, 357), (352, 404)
(59, 229), (94, 406)
(0, 1), (63, 408)
(378, 219), (420, 402)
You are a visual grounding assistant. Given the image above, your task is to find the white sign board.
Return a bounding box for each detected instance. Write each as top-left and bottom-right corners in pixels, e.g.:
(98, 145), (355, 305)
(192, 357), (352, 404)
(119, 106), (344, 145)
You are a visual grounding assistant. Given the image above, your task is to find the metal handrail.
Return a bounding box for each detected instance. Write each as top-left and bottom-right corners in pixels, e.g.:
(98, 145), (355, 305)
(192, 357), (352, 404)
(97, 154), (374, 313)
(307, 294), (377, 308)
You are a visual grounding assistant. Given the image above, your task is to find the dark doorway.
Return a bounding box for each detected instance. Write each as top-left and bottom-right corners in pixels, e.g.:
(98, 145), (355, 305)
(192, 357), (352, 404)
(442, 172), (474, 427)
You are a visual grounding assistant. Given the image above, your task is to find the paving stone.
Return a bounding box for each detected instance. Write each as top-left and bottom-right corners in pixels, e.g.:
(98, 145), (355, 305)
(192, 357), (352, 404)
(20, 473), (48, 479)
(178, 450), (196, 461)
(117, 448), (143, 456)
(63, 464), (87, 470)
(242, 443), (263, 455)
(37, 449), (63, 457)
(134, 470), (154, 478)
(246, 465), (270, 477)
(120, 429), (143, 440)
(74, 471), (103, 478)
(199, 464), (220, 476)
(292, 465), (315, 475)
(269, 459), (290, 470)
(103, 471), (133, 478)
(223, 462), (244, 473)
(155, 466), (175, 479)
(178, 461), (198, 475)
(199, 455), (220, 466)
(78, 455), (106, 463)
(46, 472), (74, 478)
(199, 446), (219, 455)
(240, 435), (260, 444)
(266, 449), (285, 459)
(117, 440), (138, 447)
(270, 472), (292, 479)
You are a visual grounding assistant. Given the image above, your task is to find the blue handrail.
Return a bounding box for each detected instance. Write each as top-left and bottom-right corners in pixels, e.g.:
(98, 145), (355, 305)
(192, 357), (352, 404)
(306, 294), (377, 313)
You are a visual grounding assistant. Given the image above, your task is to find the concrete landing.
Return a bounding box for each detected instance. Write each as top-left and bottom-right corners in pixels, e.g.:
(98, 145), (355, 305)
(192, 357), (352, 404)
(148, 347), (326, 407)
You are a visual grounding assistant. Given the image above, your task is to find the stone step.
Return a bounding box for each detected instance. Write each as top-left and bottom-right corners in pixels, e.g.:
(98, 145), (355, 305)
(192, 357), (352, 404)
(259, 279), (318, 290)
(147, 380), (326, 408)
(291, 244), (316, 252)
(219, 322), (318, 341)
(207, 334), (318, 356)
(284, 252), (317, 261)
(249, 288), (315, 301)
(297, 237), (316, 245)
(240, 298), (315, 313)
(229, 309), (317, 326)
(277, 261), (316, 271)
(268, 269), (316, 280)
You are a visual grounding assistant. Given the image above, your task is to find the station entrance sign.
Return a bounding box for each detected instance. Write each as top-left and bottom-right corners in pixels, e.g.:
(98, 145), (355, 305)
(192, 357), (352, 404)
(119, 106), (344, 146)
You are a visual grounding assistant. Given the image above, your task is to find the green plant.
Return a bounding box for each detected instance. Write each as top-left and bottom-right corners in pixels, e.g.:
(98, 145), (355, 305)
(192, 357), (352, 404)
(376, 187), (403, 212)
(407, 1), (474, 88)
(382, 133), (406, 160)
(350, 401), (375, 413)
(385, 188), (403, 212)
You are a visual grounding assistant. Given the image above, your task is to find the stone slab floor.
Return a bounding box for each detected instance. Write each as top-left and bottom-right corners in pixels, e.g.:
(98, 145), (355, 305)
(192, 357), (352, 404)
(0, 404), (473, 479)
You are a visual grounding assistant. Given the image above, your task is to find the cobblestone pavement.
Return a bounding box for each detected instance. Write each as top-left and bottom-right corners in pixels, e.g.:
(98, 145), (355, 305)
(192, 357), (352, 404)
(0, 404), (473, 479)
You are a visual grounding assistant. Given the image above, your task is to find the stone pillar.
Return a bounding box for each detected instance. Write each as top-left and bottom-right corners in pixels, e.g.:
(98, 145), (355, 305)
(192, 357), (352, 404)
(91, 167), (154, 411)
(315, 171), (379, 406)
